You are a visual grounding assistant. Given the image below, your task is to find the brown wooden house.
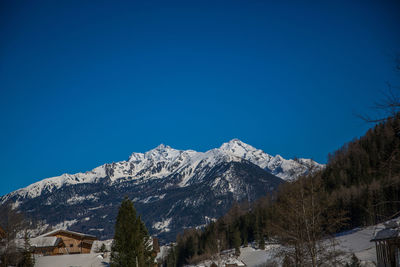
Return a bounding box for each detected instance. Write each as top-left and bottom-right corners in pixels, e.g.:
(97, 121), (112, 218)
(31, 229), (97, 255)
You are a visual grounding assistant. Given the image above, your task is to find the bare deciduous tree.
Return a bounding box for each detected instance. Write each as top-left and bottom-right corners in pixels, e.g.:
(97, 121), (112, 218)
(271, 174), (347, 267)
(0, 204), (27, 267)
(358, 55), (400, 123)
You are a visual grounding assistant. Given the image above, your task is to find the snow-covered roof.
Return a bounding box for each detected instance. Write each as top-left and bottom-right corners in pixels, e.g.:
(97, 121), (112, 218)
(30, 236), (61, 247)
(225, 258), (246, 266)
(37, 229), (97, 239)
(371, 228), (399, 241)
(371, 218), (400, 241)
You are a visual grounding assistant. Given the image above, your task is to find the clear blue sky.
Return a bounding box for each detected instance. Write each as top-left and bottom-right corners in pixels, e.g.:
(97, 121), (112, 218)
(1, 0), (399, 196)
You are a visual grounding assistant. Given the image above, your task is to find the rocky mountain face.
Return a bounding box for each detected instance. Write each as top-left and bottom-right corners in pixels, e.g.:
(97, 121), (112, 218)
(0, 139), (322, 243)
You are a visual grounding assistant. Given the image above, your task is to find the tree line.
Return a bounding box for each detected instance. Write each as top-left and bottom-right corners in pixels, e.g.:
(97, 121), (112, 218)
(323, 113), (400, 229)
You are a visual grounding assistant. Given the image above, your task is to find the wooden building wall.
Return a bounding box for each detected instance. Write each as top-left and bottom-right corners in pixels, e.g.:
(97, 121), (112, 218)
(54, 232), (95, 254)
(34, 247), (54, 256)
(33, 232), (96, 255)
(375, 240), (400, 267)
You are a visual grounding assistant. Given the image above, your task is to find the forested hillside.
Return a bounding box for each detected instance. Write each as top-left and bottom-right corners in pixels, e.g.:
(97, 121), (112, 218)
(324, 113), (400, 228)
(165, 113), (400, 266)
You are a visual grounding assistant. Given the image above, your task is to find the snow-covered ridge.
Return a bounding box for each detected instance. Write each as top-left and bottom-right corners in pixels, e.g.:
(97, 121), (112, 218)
(1, 139), (323, 202)
(218, 139), (323, 180)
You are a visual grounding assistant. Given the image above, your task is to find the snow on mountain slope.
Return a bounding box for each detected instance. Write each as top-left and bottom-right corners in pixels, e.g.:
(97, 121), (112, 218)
(0, 139), (323, 242)
(219, 139), (323, 180)
(1, 166), (107, 202)
(1, 139), (322, 202)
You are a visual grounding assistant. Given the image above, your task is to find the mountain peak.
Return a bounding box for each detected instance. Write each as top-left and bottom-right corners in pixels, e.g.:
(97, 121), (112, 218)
(1, 139), (323, 205)
(128, 144), (175, 162)
(154, 143), (170, 150)
(142, 143), (181, 162)
(219, 139), (258, 154)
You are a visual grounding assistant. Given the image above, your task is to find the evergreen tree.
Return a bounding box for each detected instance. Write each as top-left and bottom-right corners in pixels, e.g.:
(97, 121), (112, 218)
(345, 253), (361, 267)
(165, 246), (178, 267)
(99, 243), (107, 253)
(232, 227), (241, 255)
(138, 217), (154, 266)
(111, 197), (154, 267)
(257, 233), (265, 250)
(18, 231), (34, 267)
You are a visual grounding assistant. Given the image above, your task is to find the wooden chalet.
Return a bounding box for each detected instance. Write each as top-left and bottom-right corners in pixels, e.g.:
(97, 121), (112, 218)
(31, 229), (97, 256)
(371, 220), (400, 267)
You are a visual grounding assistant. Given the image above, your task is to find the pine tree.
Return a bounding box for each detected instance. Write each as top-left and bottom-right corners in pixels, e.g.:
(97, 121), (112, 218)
(345, 253), (361, 267)
(165, 246), (178, 267)
(138, 217), (154, 266)
(257, 233), (265, 250)
(99, 243), (107, 253)
(111, 197), (154, 267)
(232, 227), (241, 255)
(19, 231), (35, 267)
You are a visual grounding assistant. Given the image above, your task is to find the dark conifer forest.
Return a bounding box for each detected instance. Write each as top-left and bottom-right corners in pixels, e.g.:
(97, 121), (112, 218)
(323, 113), (400, 228)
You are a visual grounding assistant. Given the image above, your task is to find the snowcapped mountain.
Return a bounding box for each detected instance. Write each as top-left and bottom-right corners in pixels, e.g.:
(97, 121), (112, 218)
(2, 139), (321, 202)
(218, 139), (322, 180)
(0, 139), (322, 242)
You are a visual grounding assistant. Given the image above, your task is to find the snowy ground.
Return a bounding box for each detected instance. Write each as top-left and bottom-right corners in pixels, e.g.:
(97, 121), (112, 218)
(185, 224), (383, 267)
(32, 224), (383, 267)
(334, 224), (384, 266)
(33, 239), (113, 266)
(34, 253), (109, 267)
(238, 245), (280, 266)
(237, 225), (381, 267)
